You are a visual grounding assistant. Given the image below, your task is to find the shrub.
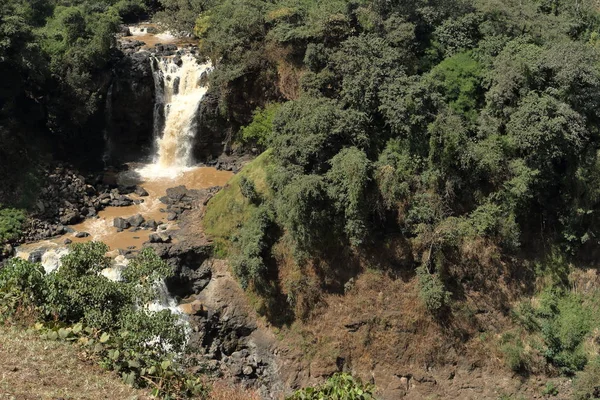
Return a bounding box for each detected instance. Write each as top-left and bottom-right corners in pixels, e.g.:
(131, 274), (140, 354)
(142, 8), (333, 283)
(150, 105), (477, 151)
(0, 242), (195, 398)
(416, 265), (451, 315)
(0, 258), (46, 319)
(239, 103), (281, 149)
(499, 332), (528, 372)
(239, 176), (260, 204)
(231, 204), (276, 291)
(286, 373), (375, 400)
(0, 206), (26, 243)
(538, 290), (592, 375)
(512, 288), (595, 376)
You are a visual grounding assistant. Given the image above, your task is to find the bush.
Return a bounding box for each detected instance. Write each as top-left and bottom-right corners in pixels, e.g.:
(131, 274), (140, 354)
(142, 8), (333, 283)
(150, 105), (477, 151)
(0, 242), (197, 398)
(538, 290), (592, 375)
(499, 332), (528, 372)
(231, 204), (276, 291)
(512, 288), (595, 376)
(239, 176), (260, 204)
(0, 258), (45, 319)
(416, 265), (451, 315)
(239, 104), (281, 149)
(0, 206), (26, 243)
(286, 373), (375, 400)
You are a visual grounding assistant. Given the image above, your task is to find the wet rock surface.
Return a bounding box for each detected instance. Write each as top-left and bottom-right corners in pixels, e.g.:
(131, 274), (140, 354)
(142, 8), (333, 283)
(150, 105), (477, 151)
(106, 47), (155, 164)
(20, 165), (143, 244)
(143, 185), (285, 399)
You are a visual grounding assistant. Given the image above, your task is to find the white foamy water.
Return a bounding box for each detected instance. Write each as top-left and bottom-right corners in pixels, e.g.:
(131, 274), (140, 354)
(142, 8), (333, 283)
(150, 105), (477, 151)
(129, 26), (150, 36)
(41, 248), (70, 274)
(155, 31), (176, 41)
(151, 54), (212, 168)
(135, 163), (194, 180)
(148, 280), (183, 314)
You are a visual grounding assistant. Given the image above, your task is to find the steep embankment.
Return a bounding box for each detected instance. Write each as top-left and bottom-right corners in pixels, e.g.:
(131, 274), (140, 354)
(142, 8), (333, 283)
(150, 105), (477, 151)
(201, 153), (600, 399)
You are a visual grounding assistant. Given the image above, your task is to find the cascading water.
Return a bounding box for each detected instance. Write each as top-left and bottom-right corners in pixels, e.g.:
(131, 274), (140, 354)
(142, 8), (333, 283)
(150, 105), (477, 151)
(150, 54), (212, 169)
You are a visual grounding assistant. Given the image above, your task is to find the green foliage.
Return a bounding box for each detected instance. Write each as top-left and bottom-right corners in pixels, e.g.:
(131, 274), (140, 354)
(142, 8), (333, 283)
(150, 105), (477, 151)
(239, 103), (281, 149)
(573, 356), (600, 400)
(0, 258), (46, 319)
(512, 287), (597, 376)
(35, 320), (206, 398)
(286, 373), (375, 400)
(272, 96), (367, 173)
(499, 331), (528, 372)
(156, 0), (211, 34)
(0, 242), (194, 398)
(203, 150), (271, 255)
(231, 204), (276, 291)
(0, 206), (26, 243)
(538, 290), (592, 375)
(542, 382), (559, 396)
(326, 147), (371, 246)
(273, 173), (332, 254)
(427, 51), (482, 122)
(416, 265), (451, 315)
(198, 0), (600, 328)
(239, 176), (260, 204)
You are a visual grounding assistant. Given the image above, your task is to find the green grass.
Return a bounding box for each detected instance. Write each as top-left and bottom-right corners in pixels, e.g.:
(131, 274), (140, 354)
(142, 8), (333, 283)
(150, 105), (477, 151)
(203, 150), (273, 256)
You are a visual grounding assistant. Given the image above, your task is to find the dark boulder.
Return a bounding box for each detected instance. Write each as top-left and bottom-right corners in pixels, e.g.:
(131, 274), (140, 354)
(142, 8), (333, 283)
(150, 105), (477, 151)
(127, 214), (145, 227)
(142, 219), (158, 230)
(114, 217), (131, 230)
(135, 186), (149, 197)
(60, 211), (81, 225)
(149, 232), (171, 243)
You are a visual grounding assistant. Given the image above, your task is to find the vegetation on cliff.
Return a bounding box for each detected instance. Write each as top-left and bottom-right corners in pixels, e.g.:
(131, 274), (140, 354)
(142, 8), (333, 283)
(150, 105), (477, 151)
(198, 0), (600, 395)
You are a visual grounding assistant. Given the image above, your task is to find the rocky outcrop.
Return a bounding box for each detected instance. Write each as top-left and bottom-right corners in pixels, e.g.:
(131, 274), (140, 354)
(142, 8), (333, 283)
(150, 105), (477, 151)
(21, 165), (142, 243)
(106, 46), (155, 164)
(143, 184), (284, 399)
(158, 185), (221, 222)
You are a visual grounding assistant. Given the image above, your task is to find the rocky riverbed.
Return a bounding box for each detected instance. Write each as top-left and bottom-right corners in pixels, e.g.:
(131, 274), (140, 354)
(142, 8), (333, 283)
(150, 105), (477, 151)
(5, 162), (287, 399)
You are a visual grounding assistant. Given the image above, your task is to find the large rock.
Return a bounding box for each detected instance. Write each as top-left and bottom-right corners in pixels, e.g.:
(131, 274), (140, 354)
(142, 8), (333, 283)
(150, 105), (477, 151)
(135, 186), (149, 197)
(127, 214), (145, 227)
(60, 211), (81, 225)
(113, 217), (131, 230)
(142, 219), (158, 230)
(149, 232), (171, 243)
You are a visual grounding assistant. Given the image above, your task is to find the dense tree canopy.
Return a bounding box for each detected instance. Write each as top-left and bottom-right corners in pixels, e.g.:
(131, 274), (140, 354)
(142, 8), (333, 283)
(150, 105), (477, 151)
(192, 0), (600, 301)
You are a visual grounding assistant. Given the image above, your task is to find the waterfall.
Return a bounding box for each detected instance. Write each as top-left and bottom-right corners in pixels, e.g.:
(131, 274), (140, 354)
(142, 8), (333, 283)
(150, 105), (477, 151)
(150, 54), (211, 168)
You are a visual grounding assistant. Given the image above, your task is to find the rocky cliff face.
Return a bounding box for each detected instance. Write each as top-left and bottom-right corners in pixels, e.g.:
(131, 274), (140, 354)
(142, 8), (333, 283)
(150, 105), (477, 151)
(106, 43), (156, 164)
(147, 186), (285, 399)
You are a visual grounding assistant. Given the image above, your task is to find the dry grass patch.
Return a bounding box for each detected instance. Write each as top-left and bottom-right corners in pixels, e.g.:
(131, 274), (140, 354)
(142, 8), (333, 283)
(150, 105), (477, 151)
(0, 325), (151, 400)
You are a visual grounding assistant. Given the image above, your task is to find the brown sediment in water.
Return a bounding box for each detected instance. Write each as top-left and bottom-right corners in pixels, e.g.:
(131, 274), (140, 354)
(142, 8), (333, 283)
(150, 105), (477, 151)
(121, 23), (197, 50)
(55, 167), (233, 251)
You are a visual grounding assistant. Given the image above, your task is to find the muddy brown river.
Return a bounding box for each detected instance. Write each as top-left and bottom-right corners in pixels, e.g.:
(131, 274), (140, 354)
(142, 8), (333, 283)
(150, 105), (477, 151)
(17, 166), (233, 256)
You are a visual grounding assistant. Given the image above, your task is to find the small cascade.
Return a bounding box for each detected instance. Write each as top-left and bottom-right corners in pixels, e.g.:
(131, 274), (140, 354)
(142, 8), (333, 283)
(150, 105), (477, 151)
(150, 54), (212, 169)
(148, 280), (183, 315)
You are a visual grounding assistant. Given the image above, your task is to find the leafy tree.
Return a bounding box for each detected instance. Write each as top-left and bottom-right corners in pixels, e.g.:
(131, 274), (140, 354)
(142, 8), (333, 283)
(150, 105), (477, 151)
(239, 103), (281, 148)
(326, 147), (372, 246)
